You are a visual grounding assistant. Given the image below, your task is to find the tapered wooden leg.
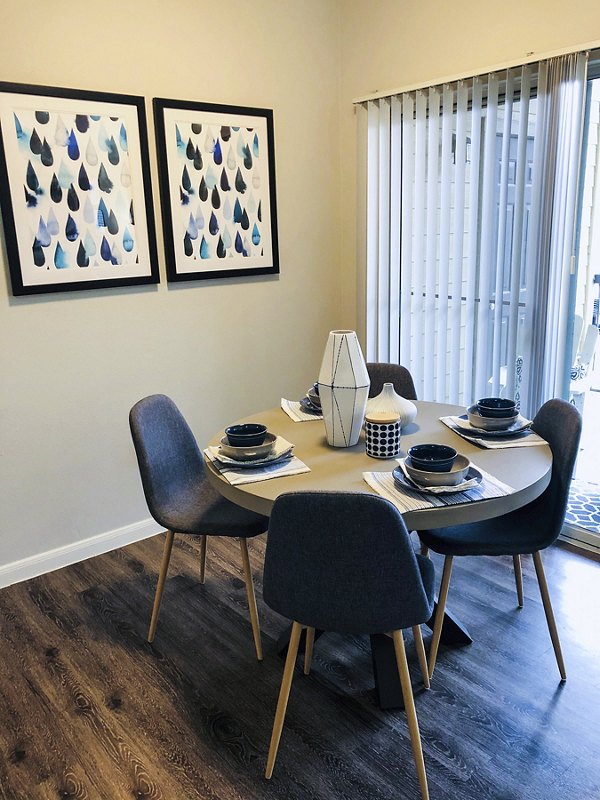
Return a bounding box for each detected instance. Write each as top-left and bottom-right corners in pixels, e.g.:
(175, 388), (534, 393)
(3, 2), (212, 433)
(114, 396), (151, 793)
(412, 626), (430, 689)
(239, 538), (263, 661)
(266, 621), (302, 779)
(199, 535), (208, 584)
(513, 554), (524, 608)
(392, 631), (430, 800)
(147, 530), (175, 643)
(428, 555), (453, 678)
(533, 550), (566, 681)
(304, 627), (315, 675)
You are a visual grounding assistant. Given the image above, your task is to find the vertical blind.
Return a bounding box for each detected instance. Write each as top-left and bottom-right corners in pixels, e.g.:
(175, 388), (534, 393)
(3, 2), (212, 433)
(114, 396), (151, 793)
(362, 53), (588, 416)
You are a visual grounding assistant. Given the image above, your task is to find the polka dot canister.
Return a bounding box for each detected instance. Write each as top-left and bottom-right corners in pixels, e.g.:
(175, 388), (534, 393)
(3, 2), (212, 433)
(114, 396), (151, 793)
(364, 411), (402, 459)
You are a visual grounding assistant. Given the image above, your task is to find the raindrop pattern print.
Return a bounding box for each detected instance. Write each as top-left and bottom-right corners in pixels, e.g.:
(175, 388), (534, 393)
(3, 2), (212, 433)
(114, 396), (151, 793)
(3, 104), (143, 282)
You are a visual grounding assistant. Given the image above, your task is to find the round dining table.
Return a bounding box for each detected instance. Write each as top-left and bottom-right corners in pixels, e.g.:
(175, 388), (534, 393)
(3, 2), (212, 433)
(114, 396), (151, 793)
(205, 400), (553, 709)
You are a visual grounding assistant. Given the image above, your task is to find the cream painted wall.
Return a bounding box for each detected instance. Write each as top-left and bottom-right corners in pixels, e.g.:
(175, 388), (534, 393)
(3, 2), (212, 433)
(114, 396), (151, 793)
(338, 0), (600, 334)
(0, 0), (343, 574)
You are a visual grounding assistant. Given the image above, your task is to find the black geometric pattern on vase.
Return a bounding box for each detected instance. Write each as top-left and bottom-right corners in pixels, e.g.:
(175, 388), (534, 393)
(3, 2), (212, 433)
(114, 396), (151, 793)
(318, 330), (370, 448)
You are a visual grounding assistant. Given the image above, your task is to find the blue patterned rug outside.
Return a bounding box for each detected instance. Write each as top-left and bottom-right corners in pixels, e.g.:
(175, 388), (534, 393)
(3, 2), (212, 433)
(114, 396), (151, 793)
(566, 479), (600, 534)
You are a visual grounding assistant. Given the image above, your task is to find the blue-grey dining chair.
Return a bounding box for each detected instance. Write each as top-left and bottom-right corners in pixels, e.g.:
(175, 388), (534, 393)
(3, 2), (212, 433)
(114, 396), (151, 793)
(367, 362), (418, 400)
(419, 398), (582, 681)
(129, 394), (268, 658)
(263, 491), (434, 800)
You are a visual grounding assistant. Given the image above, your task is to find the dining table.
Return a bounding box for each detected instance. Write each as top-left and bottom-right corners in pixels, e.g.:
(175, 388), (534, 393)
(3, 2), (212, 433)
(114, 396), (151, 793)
(204, 399), (552, 708)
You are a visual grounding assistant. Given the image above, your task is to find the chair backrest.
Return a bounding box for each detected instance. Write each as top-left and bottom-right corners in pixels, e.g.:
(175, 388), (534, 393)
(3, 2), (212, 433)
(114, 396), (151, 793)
(366, 362), (418, 400)
(129, 394), (205, 527)
(263, 491), (434, 634)
(530, 398), (582, 548)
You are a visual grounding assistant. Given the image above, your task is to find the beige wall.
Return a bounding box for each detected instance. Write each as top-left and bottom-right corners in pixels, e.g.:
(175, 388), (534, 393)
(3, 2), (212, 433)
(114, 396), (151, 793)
(338, 0), (600, 333)
(0, 0), (343, 577)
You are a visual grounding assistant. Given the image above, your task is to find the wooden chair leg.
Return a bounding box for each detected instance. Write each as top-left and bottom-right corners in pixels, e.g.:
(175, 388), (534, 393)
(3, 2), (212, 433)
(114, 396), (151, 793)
(304, 627), (315, 675)
(428, 555), (453, 679)
(513, 554), (524, 608)
(199, 535), (208, 584)
(412, 625), (430, 689)
(239, 538), (263, 661)
(147, 530), (175, 643)
(533, 550), (566, 681)
(265, 621), (303, 779)
(392, 631), (430, 800)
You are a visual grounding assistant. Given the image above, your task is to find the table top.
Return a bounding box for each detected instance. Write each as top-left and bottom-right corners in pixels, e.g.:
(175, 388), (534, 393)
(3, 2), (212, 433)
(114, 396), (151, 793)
(205, 401), (552, 529)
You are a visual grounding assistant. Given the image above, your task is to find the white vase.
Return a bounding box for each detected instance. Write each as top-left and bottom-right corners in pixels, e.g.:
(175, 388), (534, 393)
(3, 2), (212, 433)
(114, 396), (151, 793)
(365, 382), (417, 429)
(318, 330), (370, 447)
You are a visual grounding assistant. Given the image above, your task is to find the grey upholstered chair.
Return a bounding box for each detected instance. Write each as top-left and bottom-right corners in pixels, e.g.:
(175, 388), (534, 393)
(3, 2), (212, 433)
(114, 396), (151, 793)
(263, 491), (435, 800)
(129, 394), (268, 658)
(419, 399), (582, 681)
(367, 361), (418, 400)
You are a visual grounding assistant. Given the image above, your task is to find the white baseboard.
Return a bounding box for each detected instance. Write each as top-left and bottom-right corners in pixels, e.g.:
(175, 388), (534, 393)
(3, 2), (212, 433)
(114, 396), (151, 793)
(0, 518), (163, 590)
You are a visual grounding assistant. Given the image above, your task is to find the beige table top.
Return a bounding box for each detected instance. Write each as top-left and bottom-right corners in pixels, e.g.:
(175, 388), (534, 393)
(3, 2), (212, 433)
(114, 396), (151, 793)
(205, 401), (552, 529)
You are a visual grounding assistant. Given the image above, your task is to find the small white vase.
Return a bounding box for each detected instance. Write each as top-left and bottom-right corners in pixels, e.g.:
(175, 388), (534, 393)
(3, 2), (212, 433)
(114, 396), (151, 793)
(318, 330), (370, 447)
(365, 382), (417, 429)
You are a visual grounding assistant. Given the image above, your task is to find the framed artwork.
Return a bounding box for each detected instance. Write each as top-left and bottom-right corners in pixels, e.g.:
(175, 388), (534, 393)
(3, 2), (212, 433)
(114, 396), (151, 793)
(153, 97), (279, 282)
(0, 82), (159, 296)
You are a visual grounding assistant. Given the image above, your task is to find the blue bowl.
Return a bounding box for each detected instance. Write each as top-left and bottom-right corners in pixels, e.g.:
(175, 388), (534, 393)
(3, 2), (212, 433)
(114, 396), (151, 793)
(225, 423), (267, 447)
(477, 397), (517, 418)
(407, 443), (457, 473)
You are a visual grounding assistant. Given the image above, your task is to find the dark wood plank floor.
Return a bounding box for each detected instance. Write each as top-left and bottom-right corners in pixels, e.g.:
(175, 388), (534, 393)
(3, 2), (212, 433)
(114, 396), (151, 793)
(0, 532), (599, 800)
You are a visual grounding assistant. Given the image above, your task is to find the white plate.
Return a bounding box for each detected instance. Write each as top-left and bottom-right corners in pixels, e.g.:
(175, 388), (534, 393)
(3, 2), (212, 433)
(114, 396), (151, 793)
(218, 451), (295, 470)
(453, 414), (531, 438)
(393, 465), (483, 494)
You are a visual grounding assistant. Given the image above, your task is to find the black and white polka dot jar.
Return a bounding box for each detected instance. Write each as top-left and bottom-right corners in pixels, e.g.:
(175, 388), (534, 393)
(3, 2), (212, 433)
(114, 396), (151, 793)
(365, 412), (402, 459)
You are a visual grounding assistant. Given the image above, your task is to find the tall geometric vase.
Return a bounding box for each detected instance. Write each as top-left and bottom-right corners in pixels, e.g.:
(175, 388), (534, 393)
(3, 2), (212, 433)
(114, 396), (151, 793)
(318, 330), (370, 447)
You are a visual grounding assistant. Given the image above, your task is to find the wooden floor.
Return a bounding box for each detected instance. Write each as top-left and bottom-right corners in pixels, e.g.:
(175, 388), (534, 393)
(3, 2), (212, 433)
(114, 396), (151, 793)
(1, 533), (599, 800)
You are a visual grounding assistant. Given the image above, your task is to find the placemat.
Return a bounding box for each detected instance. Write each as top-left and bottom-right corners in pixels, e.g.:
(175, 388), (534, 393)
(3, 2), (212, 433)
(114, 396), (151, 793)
(440, 416), (548, 449)
(204, 448), (310, 486)
(281, 398), (323, 422)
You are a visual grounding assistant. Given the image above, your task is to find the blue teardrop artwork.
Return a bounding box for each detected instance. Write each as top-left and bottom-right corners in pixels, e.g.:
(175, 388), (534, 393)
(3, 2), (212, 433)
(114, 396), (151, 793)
(98, 163), (113, 193)
(211, 186), (220, 210)
(186, 139), (195, 160)
(100, 236), (112, 261)
(179, 187), (190, 205)
(175, 125), (184, 152)
(258, 200), (262, 222)
(186, 213), (199, 240)
(123, 227), (134, 252)
(24, 186), (37, 208)
(67, 129), (80, 160)
(97, 198), (109, 226)
(75, 114), (89, 133)
(47, 208), (59, 236)
(209, 212), (219, 236)
(54, 242), (69, 269)
(199, 236), (210, 259)
(240, 209), (250, 230)
(41, 139), (54, 167)
(220, 125), (231, 141)
(182, 165), (192, 193)
(36, 217), (51, 247)
(107, 210), (119, 235)
(33, 238), (45, 266)
(84, 231), (97, 257)
(183, 231), (193, 257)
(217, 236), (226, 258)
(220, 168), (230, 192)
(30, 129), (43, 156)
(205, 165), (217, 190)
(213, 139), (223, 165)
(235, 168), (247, 194)
(14, 114), (27, 146)
(119, 123), (128, 153)
(222, 226), (232, 249)
(223, 198), (232, 221)
(242, 144), (252, 170)
(233, 198), (244, 224)
(50, 174), (62, 203)
(193, 147), (203, 171)
(65, 214), (79, 242)
(76, 241), (90, 267)
(253, 133), (259, 158)
(35, 111), (50, 125)
(67, 184), (80, 212)
(78, 164), (91, 191)
(199, 177), (208, 202)
(195, 207), (204, 230)
(191, 122), (202, 135)
(234, 232), (244, 253)
(26, 161), (41, 194)
(252, 224), (261, 246)
(57, 161), (74, 189)
(107, 136), (120, 166)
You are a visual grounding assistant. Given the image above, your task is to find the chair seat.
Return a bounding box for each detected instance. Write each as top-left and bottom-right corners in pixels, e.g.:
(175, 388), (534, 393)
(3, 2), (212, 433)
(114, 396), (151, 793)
(418, 499), (550, 557)
(156, 478), (268, 537)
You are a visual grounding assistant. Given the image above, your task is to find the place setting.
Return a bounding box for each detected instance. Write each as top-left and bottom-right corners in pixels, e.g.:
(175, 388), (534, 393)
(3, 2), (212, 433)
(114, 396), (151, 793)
(440, 397), (548, 448)
(363, 442), (515, 513)
(204, 423), (310, 486)
(281, 381), (324, 422)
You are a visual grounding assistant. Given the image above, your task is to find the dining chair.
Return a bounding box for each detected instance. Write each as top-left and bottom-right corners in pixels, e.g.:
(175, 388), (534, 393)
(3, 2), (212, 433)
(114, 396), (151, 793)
(419, 398), (582, 681)
(367, 362), (418, 400)
(129, 394), (268, 658)
(262, 491), (434, 800)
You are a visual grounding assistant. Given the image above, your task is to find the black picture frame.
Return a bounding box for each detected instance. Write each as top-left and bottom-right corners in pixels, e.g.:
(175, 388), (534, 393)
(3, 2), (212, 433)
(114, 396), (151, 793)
(0, 82), (159, 296)
(153, 97), (279, 282)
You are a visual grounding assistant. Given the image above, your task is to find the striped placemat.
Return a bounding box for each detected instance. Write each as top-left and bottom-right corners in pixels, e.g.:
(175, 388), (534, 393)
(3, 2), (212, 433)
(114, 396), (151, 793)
(281, 398), (323, 422)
